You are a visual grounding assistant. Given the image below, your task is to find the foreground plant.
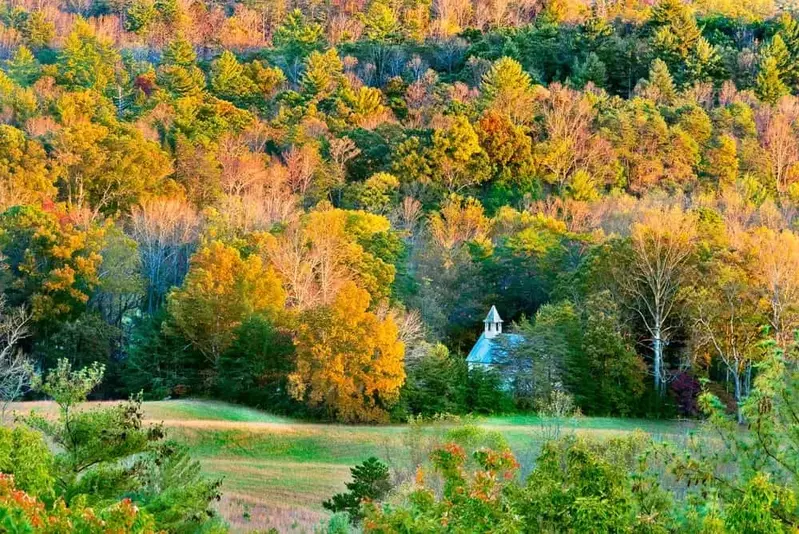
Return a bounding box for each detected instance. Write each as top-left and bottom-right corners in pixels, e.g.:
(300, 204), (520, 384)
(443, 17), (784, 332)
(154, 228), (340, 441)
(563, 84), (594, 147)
(20, 359), (226, 532)
(669, 339), (799, 531)
(0, 473), (156, 533)
(323, 457), (391, 523)
(361, 338), (799, 533)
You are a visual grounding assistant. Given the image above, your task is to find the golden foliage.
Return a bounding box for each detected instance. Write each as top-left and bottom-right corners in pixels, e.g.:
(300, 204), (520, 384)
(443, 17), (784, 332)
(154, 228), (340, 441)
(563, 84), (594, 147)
(168, 240), (285, 364)
(290, 282), (405, 423)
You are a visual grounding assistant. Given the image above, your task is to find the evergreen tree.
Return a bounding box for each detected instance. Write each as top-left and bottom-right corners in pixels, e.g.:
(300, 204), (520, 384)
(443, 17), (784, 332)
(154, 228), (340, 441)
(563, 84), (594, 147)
(570, 52), (607, 88)
(756, 55), (789, 105)
(158, 38), (205, 97)
(359, 0), (400, 42)
(649, 0), (701, 60)
(57, 20), (120, 92)
(20, 11), (54, 49)
(4, 46), (39, 86)
(323, 457), (391, 522)
(685, 37), (724, 85)
(644, 58), (677, 105)
(125, 0), (158, 33)
(301, 48), (344, 98)
(162, 37), (197, 67)
(273, 9), (325, 59)
(481, 56), (536, 123)
(210, 50), (256, 101)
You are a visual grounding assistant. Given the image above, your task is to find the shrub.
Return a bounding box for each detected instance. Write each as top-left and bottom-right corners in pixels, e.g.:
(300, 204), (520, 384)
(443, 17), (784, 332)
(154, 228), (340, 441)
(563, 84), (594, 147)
(0, 474), (156, 533)
(24, 359), (225, 531)
(364, 443), (520, 532)
(0, 426), (54, 499)
(669, 371), (701, 416)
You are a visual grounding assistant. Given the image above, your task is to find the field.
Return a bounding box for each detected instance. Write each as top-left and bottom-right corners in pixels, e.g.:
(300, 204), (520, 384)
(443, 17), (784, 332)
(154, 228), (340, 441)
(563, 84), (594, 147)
(5, 400), (694, 532)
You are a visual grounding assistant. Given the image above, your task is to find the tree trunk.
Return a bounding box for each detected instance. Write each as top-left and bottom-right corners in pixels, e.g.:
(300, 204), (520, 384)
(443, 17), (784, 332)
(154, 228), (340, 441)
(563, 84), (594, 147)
(653, 326), (664, 396)
(733, 370), (744, 425)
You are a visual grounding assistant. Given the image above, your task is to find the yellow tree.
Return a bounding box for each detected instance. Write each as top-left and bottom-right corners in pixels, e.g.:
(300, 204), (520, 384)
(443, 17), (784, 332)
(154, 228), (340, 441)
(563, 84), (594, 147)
(428, 194), (491, 269)
(266, 206), (396, 309)
(290, 282), (405, 422)
(167, 240), (286, 369)
(480, 57), (537, 124)
(689, 261), (765, 423)
(748, 227), (799, 348)
(0, 125), (56, 207)
(0, 205), (104, 329)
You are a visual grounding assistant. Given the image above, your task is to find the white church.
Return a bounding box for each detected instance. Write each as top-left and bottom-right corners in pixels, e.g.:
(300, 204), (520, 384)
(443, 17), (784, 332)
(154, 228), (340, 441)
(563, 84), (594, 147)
(466, 305), (524, 369)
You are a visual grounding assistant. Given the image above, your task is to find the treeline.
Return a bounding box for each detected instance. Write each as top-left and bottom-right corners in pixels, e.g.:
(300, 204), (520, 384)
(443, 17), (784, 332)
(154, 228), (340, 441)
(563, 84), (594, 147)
(2, 0), (799, 421)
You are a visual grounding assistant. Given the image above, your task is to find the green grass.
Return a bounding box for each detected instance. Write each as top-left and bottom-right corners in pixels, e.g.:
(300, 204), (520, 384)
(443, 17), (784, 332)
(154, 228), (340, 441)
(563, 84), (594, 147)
(177, 428), (403, 466)
(143, 401), (695, 532)
(8, 399), (696, 533)
(485, 413), (692, 433)
(143, 400), (292, 423)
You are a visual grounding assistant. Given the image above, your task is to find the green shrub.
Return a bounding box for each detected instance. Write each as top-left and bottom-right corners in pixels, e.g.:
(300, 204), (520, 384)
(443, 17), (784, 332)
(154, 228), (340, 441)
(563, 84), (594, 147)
(0, 426), (54, 499)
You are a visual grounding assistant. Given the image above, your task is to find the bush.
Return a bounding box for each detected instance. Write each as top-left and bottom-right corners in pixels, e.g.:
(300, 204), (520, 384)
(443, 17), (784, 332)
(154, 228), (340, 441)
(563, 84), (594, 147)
(24, 359), (225, 531)
(0, 426), (54, 499)
(365, 433), (668, 533)
(0, 474), (156, 533)
(669, 371), (701, 417)
(520, 434), (667, 533)
(364, 442), (520, 532)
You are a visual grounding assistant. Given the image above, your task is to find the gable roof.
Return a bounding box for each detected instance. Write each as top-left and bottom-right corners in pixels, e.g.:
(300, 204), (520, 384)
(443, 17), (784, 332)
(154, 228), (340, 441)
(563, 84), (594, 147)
(466, 332), (524, 366)
(484, 305), (503, 323)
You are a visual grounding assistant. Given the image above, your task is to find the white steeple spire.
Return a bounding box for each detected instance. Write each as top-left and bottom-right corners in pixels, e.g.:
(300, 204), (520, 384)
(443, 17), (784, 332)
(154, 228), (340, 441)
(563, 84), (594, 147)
(483, 305), (503, 339)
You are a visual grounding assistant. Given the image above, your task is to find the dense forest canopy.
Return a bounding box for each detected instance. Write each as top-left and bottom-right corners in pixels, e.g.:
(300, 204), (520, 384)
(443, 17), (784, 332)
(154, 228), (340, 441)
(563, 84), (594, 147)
(2, 0), (799, 424)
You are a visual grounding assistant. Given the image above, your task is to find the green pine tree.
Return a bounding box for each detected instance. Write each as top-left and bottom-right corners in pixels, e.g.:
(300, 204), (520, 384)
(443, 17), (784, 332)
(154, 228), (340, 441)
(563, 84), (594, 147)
(650, 0), (701, 60)
(57, 19), (120, 92)
(301, 48), (344, 98)
(210, 50), (256, 101)
(647, 58), (677, 105)
(767, 33), (798, 88)
(756, 55), (789, 105)
(685, 37), (723, 84)
(571, 52), (607, 88)
(162, 37), (197, 67)
(4, 45), (39, 86)
(125, 0), (158, 34)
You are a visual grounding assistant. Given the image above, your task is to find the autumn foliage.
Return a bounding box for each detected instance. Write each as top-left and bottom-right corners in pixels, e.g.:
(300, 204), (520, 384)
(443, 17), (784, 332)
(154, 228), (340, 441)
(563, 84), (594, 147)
(290, 282), (405, 422)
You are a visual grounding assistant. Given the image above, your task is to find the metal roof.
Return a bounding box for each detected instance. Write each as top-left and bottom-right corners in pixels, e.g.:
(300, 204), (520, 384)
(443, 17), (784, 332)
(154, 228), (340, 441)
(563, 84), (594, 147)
(466, 332), (524, 365)
(484, 305), (503, 323)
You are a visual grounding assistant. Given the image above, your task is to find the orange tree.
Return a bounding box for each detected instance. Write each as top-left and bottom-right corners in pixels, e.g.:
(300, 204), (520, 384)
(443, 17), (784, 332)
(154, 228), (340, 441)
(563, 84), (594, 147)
(167, 240), (286, 371)
(289, 282), (404, 422)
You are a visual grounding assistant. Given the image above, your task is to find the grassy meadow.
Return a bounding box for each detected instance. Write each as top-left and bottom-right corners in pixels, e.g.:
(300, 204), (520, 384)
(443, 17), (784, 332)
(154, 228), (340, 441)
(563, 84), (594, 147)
(5, 400), (694, 532)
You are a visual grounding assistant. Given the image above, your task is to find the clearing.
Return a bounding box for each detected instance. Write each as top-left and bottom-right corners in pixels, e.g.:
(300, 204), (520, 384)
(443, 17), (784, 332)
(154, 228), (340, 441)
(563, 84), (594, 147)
(5, 400), (693, 532)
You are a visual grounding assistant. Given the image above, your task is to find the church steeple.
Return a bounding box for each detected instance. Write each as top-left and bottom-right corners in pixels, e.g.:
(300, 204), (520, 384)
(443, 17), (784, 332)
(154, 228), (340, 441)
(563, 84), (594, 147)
(483, 305), (503, 339)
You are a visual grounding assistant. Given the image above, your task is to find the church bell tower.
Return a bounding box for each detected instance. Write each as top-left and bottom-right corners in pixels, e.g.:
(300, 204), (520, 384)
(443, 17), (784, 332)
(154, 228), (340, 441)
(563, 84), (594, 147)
(484, 305), (503, 339)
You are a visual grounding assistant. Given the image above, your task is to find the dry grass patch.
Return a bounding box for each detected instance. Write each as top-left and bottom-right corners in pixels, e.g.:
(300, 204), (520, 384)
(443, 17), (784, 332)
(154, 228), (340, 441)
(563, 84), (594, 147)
(219, 492), (328, 533)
